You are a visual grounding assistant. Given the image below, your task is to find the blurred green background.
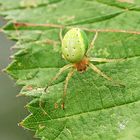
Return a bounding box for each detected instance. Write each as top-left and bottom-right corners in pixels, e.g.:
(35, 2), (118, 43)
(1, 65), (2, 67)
(0, 17), (35, 140)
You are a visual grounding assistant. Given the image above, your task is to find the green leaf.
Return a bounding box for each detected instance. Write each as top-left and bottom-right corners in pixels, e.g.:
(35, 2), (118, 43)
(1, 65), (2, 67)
(1, 0), (140, 140)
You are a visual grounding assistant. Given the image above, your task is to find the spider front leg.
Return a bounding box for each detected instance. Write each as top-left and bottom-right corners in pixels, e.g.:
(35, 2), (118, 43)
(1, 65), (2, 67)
(59, 28), (66, 59)
(62, 68), (75, 110)
(44, 64), (73, 92)
(59, 28), (63, 43)
(86, 31), (125, 63)
(89, 57), (125, 63)
(86, 31), (98, 55)
(39, 64), (73, 114)
(89, 63), (125, 87)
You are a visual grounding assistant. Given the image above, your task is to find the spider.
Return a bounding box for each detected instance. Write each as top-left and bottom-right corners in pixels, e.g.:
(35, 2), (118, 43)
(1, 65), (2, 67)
(44, 28), (124, 110)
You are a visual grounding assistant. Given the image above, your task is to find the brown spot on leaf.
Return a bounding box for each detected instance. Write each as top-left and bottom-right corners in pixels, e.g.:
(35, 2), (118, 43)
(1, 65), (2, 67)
(14, 22), (28, 28)
(26, 85), (33, 91)
(61, 103), (65, 110)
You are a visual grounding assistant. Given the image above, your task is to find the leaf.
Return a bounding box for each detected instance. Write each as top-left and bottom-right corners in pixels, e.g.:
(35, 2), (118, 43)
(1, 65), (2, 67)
(1, 0), (140, 140)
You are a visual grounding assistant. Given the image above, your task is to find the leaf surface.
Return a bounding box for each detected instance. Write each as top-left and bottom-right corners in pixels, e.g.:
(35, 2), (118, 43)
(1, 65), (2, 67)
(1, 0), (140, 140)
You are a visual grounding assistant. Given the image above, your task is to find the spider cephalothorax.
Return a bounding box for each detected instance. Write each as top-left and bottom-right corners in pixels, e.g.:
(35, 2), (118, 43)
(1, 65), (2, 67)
(74, 57), (89, 72)
(45, 28), (124, 109)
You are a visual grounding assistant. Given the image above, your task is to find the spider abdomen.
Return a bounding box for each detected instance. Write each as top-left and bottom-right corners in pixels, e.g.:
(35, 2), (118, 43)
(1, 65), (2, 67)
(62, 28), (88, 63)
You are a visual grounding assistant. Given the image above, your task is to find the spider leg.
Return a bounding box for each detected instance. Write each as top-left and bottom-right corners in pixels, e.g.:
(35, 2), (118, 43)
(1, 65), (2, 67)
(39, 64), (73, 114)
(59, 28), (66, 59)
(89, 58), (125, 63)
(86, 31), (98, 55)
(89, 62), (124, 86)
(59, 28), (63, 43)
(62, 68), (75, 110)
(44, 64), (73, 92)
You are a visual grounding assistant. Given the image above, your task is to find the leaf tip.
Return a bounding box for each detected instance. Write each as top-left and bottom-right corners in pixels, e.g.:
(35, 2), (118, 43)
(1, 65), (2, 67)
(24, 104), (29, 109)
(16, 93), (25, 97)
(9, 55), (15, 59)
(18, 121), (24, 127)
(2, 68), (6, 73)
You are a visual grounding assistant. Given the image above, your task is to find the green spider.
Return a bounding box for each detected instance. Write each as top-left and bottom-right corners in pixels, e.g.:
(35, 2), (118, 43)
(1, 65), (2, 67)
(45, 28), (124, 109)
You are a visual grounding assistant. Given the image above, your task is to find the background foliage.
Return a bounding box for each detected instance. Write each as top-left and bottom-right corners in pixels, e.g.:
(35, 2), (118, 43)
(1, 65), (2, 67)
(0, 0), (140, 140)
